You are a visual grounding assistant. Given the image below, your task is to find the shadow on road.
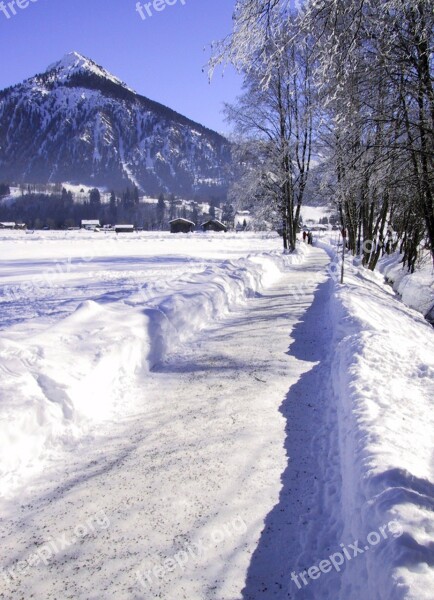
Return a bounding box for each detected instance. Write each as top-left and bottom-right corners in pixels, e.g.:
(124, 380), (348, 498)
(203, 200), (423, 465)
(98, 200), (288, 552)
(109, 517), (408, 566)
(241, 276), (342, 599)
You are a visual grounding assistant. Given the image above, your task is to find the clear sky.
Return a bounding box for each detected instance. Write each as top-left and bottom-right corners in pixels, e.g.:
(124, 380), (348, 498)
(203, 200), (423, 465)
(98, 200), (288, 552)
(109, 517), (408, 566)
(0, 0), (242, 133)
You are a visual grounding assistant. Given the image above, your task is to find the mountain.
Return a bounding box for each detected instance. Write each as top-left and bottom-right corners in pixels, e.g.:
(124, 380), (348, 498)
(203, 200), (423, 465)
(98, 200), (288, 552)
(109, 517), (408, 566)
(0, 52), (231, 197)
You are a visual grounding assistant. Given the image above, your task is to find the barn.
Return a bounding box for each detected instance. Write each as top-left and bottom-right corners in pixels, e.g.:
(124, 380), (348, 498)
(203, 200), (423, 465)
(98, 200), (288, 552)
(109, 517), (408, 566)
(81, 220), (100, 230)
(169, 218), (195, 233)
(114, 224), (135, 233)
(201, 219), (228, 233)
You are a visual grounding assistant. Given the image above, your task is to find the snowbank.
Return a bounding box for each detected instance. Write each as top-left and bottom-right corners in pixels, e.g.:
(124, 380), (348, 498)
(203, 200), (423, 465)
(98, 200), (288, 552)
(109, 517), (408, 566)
(324, 241), (434, 599)
(377, 252), (434, 322)
(0, 242), (307, 500)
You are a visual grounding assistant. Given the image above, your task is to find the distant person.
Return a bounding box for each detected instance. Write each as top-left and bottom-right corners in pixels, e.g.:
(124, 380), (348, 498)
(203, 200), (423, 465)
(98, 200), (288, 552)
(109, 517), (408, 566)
(303, 231), (307, 242)
(308, 231), (313, 245)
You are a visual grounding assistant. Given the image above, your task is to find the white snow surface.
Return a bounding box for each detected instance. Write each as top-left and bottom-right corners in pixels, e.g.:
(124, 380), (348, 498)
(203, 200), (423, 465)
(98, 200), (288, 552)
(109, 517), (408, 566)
(47, 51), (133, 92)
(319, 238), (434, 600)
(300, 204), (333, 223)
(1, 232), (433, 600)
(0, 231), (303, 499)
(377, 251), (434, 318)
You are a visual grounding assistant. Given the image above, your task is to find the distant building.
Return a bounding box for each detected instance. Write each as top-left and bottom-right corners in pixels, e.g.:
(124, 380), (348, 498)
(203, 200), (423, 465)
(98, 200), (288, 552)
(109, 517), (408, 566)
(114, 224), (135, 233)
(0, 222), (16, 229)
(201, 219), (228, 233)
(81, 219), (100, 230)
(169, 218), (195, 233)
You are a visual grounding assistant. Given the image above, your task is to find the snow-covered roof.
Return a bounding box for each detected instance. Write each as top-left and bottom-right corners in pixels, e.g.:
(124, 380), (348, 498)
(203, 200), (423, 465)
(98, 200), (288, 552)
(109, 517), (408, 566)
(0, 222), (16, 227)
(201, 219), (227, 228)
(169, 218), (195, 225)
(81, 220), (100, 226)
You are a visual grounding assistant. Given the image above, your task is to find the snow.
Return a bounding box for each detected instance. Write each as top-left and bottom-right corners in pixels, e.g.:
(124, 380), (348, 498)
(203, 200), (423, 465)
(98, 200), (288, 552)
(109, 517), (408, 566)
(0, 231), (304, 501)
(1, 231), (433, 599)
(300, 204), (333, 224)
(47, 51), (134, 92)
(377, 251), (434, 319)
(0, 187), (22, 205)
(319, 236), (434, 599)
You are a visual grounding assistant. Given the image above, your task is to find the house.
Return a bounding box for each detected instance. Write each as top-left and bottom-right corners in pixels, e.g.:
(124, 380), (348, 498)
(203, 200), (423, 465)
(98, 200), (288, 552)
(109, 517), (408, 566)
(16, 223), (27, 230)
(114, 224), (135, 233)
(169, 218), (195, 233)
(201, 219), (227, 233)
(0, 222), (16, 229)
(81, 219), (100, 230)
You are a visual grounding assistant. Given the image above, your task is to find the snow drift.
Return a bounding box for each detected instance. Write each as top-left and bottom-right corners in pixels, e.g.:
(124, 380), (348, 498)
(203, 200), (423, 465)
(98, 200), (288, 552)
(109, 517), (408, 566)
(377, 251), (434, 323)
(0, 245), (306, 500)
(324, 242), (434, 600)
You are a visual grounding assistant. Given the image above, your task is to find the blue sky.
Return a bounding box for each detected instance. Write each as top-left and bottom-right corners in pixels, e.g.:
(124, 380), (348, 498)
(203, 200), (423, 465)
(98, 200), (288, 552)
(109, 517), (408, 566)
(0, 0), (242, 133)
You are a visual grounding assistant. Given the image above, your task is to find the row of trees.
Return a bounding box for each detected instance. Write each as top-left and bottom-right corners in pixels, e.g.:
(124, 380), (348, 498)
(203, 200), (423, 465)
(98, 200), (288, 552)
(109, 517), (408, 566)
(213, 0), (433, 269)
(0, 186), (234, 230)
(0, 183), (10, 198)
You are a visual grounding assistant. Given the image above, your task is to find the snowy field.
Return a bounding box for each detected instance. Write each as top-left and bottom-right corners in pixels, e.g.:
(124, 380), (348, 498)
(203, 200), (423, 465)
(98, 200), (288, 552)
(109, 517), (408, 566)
(0, 230), (285, 331)
(0, 230), (293, 498)
(1, 231), (433, 600)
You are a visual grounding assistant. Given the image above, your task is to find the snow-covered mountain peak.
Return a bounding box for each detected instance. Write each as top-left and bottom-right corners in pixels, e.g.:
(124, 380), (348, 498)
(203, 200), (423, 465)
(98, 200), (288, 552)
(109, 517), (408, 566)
(47, 51), (89, 72)
(0, 54), (231, 195)
(46, 51), (132, 90)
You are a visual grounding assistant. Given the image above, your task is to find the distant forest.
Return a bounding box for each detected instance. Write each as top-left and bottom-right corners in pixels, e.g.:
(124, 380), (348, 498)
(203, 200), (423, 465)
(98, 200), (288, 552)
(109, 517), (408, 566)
(0, 184), (233, 230)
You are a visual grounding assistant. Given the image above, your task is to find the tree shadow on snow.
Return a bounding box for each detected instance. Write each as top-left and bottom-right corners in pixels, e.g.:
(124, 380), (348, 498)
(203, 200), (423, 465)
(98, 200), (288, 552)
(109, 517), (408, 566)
(241, 277), (343, 600)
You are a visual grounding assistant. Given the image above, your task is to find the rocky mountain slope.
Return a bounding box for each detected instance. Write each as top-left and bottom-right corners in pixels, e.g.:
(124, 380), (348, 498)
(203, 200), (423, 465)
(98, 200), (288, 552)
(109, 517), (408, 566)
(0, 52), (231, 197)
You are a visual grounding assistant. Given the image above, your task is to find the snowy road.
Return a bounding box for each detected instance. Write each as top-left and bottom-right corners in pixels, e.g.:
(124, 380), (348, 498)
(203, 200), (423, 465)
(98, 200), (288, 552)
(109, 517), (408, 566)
(1, 246), (340, 599)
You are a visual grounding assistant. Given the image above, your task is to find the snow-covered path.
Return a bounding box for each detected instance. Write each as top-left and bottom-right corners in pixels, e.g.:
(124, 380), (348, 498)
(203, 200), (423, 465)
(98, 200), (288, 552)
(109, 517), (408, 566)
(1, 247), (341, 600)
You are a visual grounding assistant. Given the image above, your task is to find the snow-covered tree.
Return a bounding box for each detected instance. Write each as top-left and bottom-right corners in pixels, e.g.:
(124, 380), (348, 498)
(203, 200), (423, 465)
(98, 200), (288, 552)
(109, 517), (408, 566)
(212, 0), (433, 265)
(214, 4), (314, 250)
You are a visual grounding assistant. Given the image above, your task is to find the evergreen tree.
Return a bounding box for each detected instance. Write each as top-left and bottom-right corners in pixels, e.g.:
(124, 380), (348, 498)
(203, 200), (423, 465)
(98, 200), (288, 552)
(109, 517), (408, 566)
(222, 203), (235, 225)
(157, 194), (166, 228)
(192, 206), (199, 225)
(109, 191), (117, 223)
(133, 186), (140, 206)
(89, 188), (101, 208)
(0, 183), (10, 197)
(169, 194), (176, 220)
(123, 188), (132, 210)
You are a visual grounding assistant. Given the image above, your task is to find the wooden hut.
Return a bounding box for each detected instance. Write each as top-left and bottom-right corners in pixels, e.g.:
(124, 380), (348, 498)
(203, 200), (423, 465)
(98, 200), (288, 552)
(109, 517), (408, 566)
(169, 218), (195, 233)
(115, 224), (135, 233)
(201, 219), (228, 233)
(81, 220), (100, 230)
